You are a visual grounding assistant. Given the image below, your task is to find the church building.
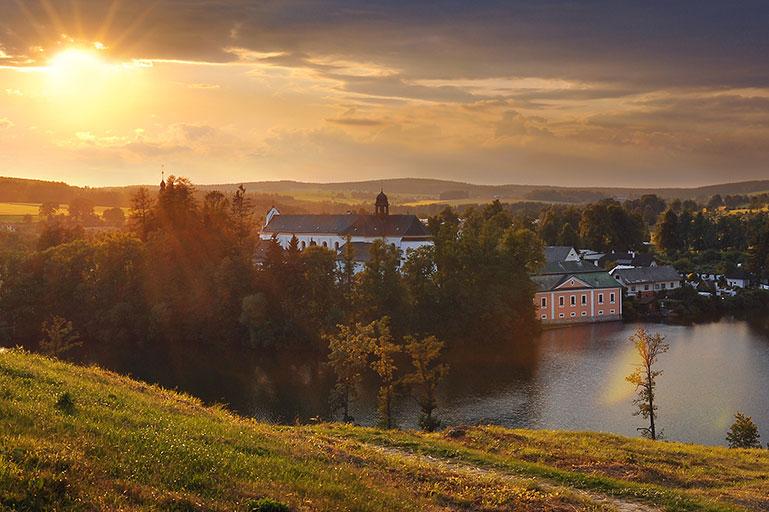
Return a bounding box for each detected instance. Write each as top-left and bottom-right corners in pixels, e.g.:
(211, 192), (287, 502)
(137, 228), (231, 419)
(258, 191), (433, 267)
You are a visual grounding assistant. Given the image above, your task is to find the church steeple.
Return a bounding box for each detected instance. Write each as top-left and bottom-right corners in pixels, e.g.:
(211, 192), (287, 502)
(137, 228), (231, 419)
(159, 167), (166, 193)
(375, 189), (389, 218)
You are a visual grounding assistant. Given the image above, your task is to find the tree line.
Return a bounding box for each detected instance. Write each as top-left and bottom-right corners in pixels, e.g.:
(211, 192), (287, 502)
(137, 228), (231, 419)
(0, 179), (542, 415)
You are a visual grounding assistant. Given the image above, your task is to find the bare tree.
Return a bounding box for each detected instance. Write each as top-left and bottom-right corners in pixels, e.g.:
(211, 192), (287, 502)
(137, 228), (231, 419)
(626, 328), (669, 440)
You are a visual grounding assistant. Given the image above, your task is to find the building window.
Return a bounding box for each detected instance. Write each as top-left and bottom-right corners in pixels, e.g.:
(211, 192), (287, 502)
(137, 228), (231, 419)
(300, 241), (306, 250)
(322, 241), (328, 248)
(644, 284), (650, 291)
(541, 297), (547, 308)
(581, 311), (587, 316)
(581, 294), (587, 305)
(598, 310), (604, 315)
(610, 309), (615, 314)
(670, 282), (675, 288)
(661, 282), (666, 289)
(598, 293), (604, 304)
(610, 292), (615, 304)
(335, 242), (340, 250)
(570, 312), (576, 317)
(559, 296), (564, 307)
(631, 286), (636, 292)
(541, 314), (547, 320)
(570, 295), (576, 306)
(559, 313), (565, 318)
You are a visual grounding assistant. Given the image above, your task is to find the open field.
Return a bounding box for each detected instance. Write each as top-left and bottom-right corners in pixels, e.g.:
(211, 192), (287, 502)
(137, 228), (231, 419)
(0, 202), (129, 223)
(1, 348), (767, 511)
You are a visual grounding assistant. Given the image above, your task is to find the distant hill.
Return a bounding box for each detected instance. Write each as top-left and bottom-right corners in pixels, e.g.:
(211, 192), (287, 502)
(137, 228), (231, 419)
(2, 348), (767, 510)
(3, 175), (769, 209)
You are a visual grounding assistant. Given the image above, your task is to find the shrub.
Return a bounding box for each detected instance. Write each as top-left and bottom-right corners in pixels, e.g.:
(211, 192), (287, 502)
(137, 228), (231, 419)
(55, 392), (76, 415)
(245, 498), (290, 512)
(726, 412), (761, 449)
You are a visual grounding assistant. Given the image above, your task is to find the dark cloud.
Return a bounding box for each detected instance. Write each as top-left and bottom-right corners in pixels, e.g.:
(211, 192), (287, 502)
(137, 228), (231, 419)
(2, 1), (768, 89)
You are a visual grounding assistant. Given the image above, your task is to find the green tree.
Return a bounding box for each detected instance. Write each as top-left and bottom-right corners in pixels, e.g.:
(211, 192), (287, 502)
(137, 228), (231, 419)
(726, 412), (761, 449)
(369, 317), (400, 429)
(403, 334), (448, 431)
(231, 184), (255, 249)
(324, 322), (374, 422)
(358, 240), (405, 325)
(655, 209), (681, 256)
(301, 245), (340, 330)
(39, 316), (82, 357)
(240, 293), (270, 348)
(339, 235), (356, 311)
(102, 207), (126, 227)
(707, 194), (724, 210)
(556, 222), (580, 248)
(38, 201), (59, 219)
(401, 246), (440, 331)
(626, 328), (669, 440)
(67, 197), (98, 226)
(128, 187), (154, 241)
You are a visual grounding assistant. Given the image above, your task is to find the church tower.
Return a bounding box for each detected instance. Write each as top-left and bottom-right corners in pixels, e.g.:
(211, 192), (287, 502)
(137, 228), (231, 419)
(375, 190), (389, 218)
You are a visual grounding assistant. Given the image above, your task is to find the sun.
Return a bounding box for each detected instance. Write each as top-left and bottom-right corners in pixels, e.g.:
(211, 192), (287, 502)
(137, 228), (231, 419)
(46, 47), (113, 94)
(48, 48), (107, 75)
(42, 46), (148, 126)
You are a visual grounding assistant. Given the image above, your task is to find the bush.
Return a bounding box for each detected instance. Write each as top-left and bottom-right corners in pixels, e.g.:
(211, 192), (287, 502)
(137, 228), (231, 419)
(245, 498), (290, 512)
(55, 392), (76, 415)
(726, 412), (761, 449)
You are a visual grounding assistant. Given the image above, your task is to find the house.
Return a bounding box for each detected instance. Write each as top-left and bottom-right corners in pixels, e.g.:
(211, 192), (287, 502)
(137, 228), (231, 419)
(259, 191), (433, 268)
(260, 191), (433, 252)
(725, 269), (751, 289)
(597, 250), (656, 269)
(630, 253), (657, 267)
(532, 271), (623, 325)
(610, 265), (682, 297)
(544, 246), (580, 263)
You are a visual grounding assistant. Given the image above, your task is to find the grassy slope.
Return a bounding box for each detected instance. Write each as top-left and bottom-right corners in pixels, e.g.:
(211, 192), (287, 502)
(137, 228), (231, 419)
(1, 350), (767, 512)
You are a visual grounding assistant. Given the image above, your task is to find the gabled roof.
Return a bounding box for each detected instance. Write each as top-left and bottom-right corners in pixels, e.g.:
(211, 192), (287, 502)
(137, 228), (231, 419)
(598, 251), (634, 265)
(337, 241), (374, 263)
(725, 269), (749, 280)
(544, 246), (577, 263)
(531, 271), (622, 292)
(610, 265), (681, 284)
(630, 253), (656, 267)
(262, 213), (431, 238)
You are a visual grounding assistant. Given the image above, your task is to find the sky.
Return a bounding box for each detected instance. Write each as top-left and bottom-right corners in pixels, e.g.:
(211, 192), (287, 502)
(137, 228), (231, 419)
(1, 1), (768, 187)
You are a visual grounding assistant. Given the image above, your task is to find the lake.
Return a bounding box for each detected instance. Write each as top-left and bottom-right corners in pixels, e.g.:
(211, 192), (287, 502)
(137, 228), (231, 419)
(157, 318), (769, 447)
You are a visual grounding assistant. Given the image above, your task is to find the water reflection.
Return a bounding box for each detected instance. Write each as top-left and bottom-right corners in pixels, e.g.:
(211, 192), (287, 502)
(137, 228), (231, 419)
(130, 319), (769, 446)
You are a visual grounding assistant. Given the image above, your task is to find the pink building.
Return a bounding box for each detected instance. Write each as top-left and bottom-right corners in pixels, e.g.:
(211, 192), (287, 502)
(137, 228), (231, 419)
(532, 271), (623, 325)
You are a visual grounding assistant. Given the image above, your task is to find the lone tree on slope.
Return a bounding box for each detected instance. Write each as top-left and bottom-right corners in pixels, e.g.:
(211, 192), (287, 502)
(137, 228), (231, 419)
(626, 328), (669, 440)
(726, 412), (762, 449)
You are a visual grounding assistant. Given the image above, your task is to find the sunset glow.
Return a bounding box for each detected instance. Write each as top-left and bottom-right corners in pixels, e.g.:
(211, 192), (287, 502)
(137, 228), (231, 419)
(0, 1), (768, 187)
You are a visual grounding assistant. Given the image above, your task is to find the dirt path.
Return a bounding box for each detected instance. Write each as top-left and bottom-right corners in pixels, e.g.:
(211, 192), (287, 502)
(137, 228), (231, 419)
(366, 444), (662, 512)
